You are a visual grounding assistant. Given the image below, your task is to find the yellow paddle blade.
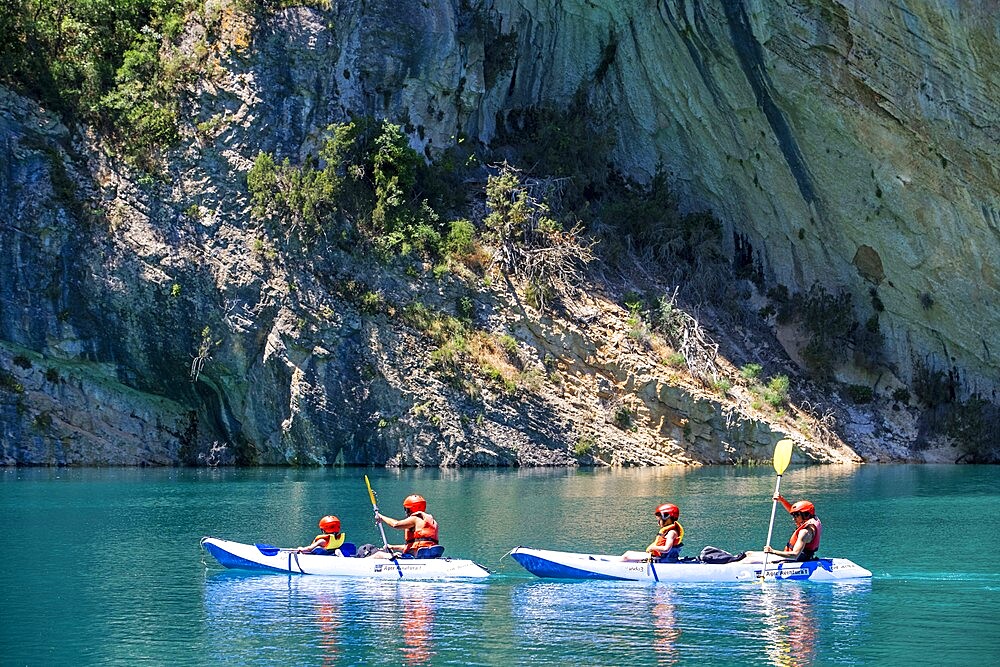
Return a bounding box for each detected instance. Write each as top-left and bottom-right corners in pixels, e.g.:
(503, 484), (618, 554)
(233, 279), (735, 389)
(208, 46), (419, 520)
(364, 475), (377, 506)
(773, 439), (794, 475)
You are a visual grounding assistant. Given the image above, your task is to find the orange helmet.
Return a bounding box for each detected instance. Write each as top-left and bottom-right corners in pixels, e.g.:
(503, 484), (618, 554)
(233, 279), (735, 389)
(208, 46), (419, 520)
(318, 515), (341, 533)
(403, 494), (427, 513)
(790, 500), (815, 516)
(654, 503), (679, 520)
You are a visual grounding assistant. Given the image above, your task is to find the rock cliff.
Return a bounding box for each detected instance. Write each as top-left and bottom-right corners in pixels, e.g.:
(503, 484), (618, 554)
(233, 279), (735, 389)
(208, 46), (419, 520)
(1, 0), (996, 465)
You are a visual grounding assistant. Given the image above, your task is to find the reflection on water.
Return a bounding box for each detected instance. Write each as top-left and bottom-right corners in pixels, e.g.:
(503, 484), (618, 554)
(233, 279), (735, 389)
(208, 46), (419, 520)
(652, 586), (680, 666)
(506, 578), (873, 666)
(202, 573), (484, 665)
(316, 592), (341, 666)
(400, 594), (434, 665)
(758, 584), (818, 667)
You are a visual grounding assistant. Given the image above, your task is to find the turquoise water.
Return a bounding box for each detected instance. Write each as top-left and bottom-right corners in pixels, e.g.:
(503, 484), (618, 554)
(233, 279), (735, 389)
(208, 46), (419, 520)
(2, 465), (998, 666)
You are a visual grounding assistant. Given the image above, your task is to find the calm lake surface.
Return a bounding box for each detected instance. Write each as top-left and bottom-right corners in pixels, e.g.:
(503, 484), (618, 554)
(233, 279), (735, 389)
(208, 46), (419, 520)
(2, 465), (998, 666)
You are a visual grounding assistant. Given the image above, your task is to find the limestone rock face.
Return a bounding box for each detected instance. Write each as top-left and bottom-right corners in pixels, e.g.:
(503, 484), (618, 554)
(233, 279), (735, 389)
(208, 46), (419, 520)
(1, 0), (996, 466)
(481, 0), (999, 397)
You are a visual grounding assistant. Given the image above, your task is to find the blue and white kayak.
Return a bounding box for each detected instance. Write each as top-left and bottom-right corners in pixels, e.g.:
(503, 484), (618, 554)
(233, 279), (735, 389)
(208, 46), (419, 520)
(507, 547), (872, 583)
(201, 537), (490, 579)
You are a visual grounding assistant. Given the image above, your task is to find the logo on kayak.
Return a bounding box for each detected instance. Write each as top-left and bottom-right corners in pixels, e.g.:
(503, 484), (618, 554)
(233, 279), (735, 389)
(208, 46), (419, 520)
(373, 563), (424, 573)
(755, 568), (809, 579)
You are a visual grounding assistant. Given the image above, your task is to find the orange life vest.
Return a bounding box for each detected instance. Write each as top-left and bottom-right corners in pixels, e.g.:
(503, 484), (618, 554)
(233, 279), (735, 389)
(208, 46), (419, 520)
(654, 520), (684, 548)
(786, 517), (821, 560)
(403, 512), (439, 554)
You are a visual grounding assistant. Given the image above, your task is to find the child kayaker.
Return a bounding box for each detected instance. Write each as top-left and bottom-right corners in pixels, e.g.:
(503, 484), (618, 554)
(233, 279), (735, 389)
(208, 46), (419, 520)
(646, 503), (684, 561)
(763, 495), (821, 561)
(621, 503), (685, 562)
(297, 515), (346, 555)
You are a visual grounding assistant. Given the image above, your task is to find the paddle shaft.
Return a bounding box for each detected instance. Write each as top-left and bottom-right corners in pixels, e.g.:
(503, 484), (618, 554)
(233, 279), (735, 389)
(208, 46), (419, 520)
(761, 439), (794, 580)
(761, 473), (784, 575)
(364, 476), (404, 577)
(365, 475), (392, 550)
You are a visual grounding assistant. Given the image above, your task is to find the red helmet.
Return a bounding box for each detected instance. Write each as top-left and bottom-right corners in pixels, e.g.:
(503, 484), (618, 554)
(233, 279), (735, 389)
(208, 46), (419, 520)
(654, 503), (679, 519)
(403, 494), (427, 513)
(318, 515), (341, 533)
(790, 500), (815, 516)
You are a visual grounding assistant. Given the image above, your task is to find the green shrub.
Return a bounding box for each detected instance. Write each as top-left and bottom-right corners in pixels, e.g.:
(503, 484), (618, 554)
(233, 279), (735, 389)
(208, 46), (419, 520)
(665, 352), (686, 368)
(763, 375), (790, 407)
(444, 219), (476, 256)
(574, 435), (596, 457)
(740, 363), (763, 380)
(711, 377), (732, 395)
(456, 296), (475, 321)
(846, 384), (874, 404)
(359, 291), (384, 314)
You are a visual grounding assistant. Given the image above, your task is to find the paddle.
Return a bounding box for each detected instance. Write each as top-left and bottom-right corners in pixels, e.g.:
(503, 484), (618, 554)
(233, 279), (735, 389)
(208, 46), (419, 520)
(760, 438), (794, 581)
(364, 474), (403, 578)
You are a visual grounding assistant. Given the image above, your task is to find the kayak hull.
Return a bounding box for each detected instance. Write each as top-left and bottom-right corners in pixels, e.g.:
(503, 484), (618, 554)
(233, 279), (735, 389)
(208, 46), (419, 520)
(201, 537), (490, 579)
(508, 547), (872, 583)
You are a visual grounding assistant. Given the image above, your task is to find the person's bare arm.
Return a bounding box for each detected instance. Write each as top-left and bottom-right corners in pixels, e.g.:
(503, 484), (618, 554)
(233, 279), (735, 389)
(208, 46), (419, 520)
(764, 526), (812, 558)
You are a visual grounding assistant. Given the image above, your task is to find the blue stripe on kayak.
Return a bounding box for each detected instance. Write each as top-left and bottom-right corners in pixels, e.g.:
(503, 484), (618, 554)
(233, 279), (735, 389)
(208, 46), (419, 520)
(202, 541), (290, 573)
(510, 552), (632, 581)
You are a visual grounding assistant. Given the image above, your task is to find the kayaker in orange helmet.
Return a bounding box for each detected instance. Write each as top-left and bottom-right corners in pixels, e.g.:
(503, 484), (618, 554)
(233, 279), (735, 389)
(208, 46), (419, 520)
(646, 503), (684, 561)
(373, 494), (440, 557)
(297, 515), (347, 555)
(763, 495), (822, 561)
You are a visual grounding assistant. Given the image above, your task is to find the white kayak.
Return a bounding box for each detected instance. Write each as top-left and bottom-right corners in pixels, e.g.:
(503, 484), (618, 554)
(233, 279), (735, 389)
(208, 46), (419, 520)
(507, 547), (872, 583)
(201, 537), (490, 579)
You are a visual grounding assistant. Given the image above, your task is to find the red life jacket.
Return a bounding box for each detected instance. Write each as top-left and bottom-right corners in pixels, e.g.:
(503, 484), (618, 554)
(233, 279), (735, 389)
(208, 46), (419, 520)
(403, 512), (439, 554)
(786, 517), (821, 559)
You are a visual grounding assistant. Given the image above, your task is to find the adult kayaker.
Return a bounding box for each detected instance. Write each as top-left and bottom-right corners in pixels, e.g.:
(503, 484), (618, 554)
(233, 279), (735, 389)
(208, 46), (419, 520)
(297, 515), (347, 555)
(646, 503), (684, 561)
(371, 494), (440, 558)
(763, 495), (822, 561)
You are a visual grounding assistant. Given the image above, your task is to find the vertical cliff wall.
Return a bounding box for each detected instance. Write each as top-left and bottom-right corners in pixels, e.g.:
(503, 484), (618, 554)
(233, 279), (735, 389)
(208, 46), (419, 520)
(469, 0), (998, 396)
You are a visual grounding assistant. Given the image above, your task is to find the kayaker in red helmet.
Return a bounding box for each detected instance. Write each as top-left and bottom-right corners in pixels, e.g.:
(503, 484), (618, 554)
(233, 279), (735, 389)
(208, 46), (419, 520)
(645, 503), (684, 561)
(297, 515), (347, 555)
(763, 495), (822, 561)
(373, 494), (440, 557)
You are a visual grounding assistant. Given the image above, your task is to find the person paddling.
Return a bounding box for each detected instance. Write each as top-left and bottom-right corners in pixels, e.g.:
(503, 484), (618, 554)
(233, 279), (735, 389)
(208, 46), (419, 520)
(372, 494), (440, 558)
(646, 503), (684, 561)
(763, 495), (821, 561)
(298, 515), (347, 555)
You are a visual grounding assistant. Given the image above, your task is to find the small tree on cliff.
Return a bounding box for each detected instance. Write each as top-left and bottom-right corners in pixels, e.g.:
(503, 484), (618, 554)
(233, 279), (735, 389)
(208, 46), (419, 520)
(484, 163), (596, 311)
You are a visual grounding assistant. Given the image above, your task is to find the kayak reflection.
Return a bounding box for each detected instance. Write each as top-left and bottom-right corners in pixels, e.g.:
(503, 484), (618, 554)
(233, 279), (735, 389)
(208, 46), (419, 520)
(400, 594), (434, 665)
(202, 572), (486, 665)
(759, 584), (818, 667)
(317, 591), (342, 666)
(652, 586), (680, 666)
